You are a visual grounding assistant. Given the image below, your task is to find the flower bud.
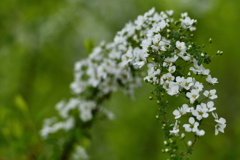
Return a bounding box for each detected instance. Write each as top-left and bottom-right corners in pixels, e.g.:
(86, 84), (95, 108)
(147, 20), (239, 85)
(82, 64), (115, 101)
(201, 53), (204, 57)
(181, 133), (185, 139)
(188, 141), (192, 146)
(154, 66), (158, 70)
(156, 115), (159, 119)
(165, 148), (169, 152)
(190, 34), (194, 38)
(157, 100), (160, 104)
(209, 38), (213, 43)
(152, 58), (155, 61)
(149, 96), (153, 100)
(164, 141), (168, 146)
(169, 139), (173, 144)
(220, 51), (223, 55)
(193, 19), (197, 25)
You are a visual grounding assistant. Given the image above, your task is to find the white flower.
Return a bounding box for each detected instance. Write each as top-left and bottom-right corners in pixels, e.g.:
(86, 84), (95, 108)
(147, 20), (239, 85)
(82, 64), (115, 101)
(206, 101), (216, 112)
(190, 61), (210, 75)
(183, 117), (199, 132)
(192, 104), (209, 120)
(182, 17), (194, 26)
(176, 41), (186, 51)
(196, 129), (205, 136)
(170, 120), (179, 136)
(152, 33), (162, 45)
(182, 77), (194, 90)
(144, 7), (155, 17)
(161, 73), (175, 84)
(176, 76), (184, 86)
(163, 55), (178, 67)
(121, 46), (134, 66)
(181, 12), (188, 18)
(135, 15), (147, 29)
(168, 65), (176, 73)
(193, 81), (203, 91)
(206, 75), (218, 85)
(166, 82), (179, 96)
(186, 89), (200, 103)
(98, 77), (118, 94)
(80, 110), (93, 122)
(173, 104), (189, 119)
(166, 10), (174, 16)
(203, 89), (218, 99)
(212, 113), (226, 135)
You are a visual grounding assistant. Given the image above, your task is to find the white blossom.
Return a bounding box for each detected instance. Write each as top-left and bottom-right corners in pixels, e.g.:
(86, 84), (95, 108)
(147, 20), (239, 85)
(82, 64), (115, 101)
(206, 75), (218, 85)
(183, 117), (199, 132)
(203, 89), (218, 99)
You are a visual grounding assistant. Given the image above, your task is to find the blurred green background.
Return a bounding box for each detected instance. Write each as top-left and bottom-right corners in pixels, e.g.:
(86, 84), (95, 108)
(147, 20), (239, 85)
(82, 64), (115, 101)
(0, 0), (239, 159)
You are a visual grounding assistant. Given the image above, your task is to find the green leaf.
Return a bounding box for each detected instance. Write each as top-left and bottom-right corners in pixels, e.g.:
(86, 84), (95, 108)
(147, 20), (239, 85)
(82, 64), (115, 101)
(83, 38), (95, 56)
(15, 94), (29, 114)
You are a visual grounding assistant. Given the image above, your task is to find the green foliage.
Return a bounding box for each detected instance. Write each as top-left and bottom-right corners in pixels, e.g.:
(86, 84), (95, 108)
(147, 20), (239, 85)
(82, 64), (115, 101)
(84, 38), (95, 56)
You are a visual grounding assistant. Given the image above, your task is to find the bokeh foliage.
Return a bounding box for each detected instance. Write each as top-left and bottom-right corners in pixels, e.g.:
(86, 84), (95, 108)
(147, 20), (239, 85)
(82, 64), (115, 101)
(0, 0), (239, 159)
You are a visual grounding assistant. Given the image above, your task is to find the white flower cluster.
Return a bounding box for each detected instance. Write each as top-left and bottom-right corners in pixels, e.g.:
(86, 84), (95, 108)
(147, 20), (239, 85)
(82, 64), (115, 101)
(41, 8), (226, 156)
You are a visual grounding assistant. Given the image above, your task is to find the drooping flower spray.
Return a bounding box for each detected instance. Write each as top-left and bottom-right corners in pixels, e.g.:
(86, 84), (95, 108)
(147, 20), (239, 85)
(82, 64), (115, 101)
(41, 8), (226, 160)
